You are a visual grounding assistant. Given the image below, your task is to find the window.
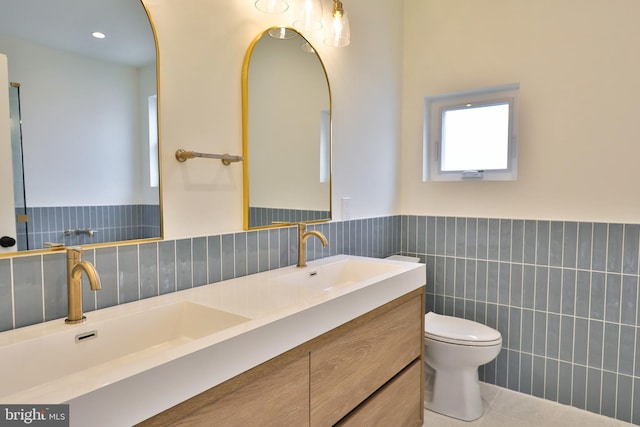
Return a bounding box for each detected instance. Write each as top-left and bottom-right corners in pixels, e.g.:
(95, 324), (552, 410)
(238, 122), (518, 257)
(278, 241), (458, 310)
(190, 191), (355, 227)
(148, 95), (159, 188)
(424, 83), (519, 181)
(319, 109), (330, 183)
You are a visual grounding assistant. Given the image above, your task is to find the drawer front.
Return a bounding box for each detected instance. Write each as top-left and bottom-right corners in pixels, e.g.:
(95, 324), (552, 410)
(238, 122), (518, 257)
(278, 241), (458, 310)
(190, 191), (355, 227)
(142, 354), (310, 427)
(310, 295), (422, 426)
(337, 360), (422, 427)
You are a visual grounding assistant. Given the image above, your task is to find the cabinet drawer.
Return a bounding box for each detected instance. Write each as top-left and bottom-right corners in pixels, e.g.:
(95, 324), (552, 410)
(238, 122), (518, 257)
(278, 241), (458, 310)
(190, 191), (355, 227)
(337, 360), (422, 427)
(310, 295), (422, 426)
(141, 354), (310, 427)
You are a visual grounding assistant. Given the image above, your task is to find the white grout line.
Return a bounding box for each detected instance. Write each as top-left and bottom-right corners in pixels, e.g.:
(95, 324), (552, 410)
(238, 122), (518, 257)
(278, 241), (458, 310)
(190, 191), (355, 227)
(155, 241), (160, 296)
(9, 258), (16, 329)
(137, 244), (143, 298)
(39, 255), (45, 322)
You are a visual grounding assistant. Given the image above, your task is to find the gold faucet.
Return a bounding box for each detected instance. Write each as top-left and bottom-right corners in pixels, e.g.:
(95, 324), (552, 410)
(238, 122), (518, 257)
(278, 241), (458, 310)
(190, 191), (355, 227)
(297, 223), (328, 268)
(66, 246), (101, 324)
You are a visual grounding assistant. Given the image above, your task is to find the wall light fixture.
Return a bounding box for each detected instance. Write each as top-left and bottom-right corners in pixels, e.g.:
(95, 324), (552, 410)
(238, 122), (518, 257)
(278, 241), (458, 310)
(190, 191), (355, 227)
(325, 0), (350, 47)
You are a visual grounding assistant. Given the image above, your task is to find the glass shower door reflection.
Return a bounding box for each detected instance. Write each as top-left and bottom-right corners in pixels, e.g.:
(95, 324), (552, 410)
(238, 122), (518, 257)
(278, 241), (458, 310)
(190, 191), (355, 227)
(9, 83), (28, 251)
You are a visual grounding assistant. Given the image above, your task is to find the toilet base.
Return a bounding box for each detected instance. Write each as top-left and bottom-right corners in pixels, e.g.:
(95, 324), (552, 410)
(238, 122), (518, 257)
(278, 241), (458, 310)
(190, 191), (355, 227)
(424, 367), (483, 421)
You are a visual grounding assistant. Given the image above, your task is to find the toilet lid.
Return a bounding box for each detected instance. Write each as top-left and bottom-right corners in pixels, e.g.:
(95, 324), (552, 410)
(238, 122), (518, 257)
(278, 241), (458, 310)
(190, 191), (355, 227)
(424, 312), (502, 345)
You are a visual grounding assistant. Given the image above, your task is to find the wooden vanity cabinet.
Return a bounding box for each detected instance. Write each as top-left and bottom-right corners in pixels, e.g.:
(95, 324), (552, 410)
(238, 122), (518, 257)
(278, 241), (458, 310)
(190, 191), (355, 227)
(139, 288), (424, 427)
(139, 352), (310, 427)
(336, 360), (422, 427)
(310, 293), (423, 426)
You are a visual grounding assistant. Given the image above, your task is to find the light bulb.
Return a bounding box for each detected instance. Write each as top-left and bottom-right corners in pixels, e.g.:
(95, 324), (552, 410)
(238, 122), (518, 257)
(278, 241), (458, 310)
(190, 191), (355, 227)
(324, 1), (350, 47)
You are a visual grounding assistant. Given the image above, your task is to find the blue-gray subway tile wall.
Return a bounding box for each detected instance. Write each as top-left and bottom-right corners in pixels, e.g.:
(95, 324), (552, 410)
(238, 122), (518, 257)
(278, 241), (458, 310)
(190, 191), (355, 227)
(0, 259), (12, 331)
(6, 213), (638, 424)
(248, 207), (331, 228)
(0, 216), (401, 333)
(13, 256), (43, 328)
(95, 247), (117, 309)
(401, 216), (640, 425)
(15, 204), (161, 251)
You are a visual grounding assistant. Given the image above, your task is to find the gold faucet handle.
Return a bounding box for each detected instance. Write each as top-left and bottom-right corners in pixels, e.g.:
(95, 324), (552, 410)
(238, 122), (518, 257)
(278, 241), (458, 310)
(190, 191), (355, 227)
(66, 246), (85, 261)
(44, 242), (66, 250)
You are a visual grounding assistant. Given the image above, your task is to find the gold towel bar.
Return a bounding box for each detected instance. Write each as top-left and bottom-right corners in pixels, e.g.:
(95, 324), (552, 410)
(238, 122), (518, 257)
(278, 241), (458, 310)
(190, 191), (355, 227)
(175, 149), (244, 165)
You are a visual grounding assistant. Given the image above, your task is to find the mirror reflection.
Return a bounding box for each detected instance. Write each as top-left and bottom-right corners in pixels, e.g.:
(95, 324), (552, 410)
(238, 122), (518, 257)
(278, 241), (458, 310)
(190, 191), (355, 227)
(243, 28), (331, 229)
(0, 0), (160, 252)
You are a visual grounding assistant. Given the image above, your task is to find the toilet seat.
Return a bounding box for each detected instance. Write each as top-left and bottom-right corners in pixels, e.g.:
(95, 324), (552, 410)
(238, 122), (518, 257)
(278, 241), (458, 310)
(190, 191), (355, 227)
(424, 312), (502, 347)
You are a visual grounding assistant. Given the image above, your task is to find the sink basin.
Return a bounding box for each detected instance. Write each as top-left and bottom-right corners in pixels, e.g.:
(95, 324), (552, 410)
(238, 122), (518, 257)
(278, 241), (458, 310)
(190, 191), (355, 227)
(275, 258), (405, 291)
(0, 301), (250, 400)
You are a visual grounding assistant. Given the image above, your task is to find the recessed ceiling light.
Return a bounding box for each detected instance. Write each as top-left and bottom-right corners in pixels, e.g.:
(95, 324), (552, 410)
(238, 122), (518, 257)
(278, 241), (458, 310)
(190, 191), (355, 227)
(92, 32), (106, 39)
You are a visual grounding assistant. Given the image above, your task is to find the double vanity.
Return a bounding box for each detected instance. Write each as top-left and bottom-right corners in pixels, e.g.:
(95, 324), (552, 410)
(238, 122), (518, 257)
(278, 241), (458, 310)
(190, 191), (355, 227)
(0, 254), (425, 426)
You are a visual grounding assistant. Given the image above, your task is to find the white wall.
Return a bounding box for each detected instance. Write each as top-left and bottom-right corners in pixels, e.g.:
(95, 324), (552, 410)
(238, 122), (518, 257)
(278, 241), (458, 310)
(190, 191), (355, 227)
(0, 35), (148, 207)
(401, 0), (640, 223)
(143, 0), (404, 239)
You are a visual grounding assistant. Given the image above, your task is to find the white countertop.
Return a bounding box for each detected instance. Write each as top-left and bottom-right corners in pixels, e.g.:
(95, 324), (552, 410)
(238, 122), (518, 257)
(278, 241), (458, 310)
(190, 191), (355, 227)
(0, 254), (425, 426)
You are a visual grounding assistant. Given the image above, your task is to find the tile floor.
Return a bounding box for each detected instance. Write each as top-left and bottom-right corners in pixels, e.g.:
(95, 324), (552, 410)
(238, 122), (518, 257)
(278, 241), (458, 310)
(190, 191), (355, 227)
(423, 382), (632, 426)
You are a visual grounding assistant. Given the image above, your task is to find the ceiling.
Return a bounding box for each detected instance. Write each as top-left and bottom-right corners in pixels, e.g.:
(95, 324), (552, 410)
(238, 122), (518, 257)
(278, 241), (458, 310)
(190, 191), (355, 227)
(0, 0), (155, 67)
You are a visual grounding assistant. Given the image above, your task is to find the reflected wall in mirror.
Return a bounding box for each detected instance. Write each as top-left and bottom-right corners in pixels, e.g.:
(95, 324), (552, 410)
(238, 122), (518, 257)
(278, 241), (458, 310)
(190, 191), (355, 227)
(0, 0), (160, 253)
(243, 27), (331, 229)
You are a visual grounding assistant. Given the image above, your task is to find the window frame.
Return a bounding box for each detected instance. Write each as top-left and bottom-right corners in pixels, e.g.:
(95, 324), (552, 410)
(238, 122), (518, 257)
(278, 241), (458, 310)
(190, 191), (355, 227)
(423, 83), (519, 182)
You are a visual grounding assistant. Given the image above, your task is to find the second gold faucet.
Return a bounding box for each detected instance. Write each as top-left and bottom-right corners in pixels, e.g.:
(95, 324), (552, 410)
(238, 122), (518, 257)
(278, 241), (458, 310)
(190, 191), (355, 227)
(297, 223), (328, 267)
(66, 246), (102, 324)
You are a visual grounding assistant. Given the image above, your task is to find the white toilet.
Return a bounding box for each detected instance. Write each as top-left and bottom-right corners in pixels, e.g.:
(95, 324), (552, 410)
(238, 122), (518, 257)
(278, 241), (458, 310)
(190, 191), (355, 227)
(423, 312), (502, 421)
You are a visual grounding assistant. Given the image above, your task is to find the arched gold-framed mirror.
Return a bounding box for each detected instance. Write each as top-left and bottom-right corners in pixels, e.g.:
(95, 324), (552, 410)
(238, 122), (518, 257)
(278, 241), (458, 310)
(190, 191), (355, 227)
(242, 27), (332, 229)
(0, 0), (161, 254)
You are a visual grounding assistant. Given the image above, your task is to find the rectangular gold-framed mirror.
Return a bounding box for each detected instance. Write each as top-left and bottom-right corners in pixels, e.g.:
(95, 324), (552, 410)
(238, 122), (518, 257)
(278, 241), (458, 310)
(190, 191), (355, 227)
(0, 0), (161, 254)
